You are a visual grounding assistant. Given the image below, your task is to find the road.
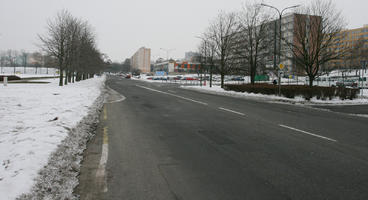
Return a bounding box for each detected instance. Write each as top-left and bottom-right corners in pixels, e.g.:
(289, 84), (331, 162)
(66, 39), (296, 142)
(77, 76), (368, 200)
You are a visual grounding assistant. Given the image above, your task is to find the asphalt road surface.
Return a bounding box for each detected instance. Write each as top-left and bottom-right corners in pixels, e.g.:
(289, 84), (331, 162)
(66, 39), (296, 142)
(77, 76), (368, 200)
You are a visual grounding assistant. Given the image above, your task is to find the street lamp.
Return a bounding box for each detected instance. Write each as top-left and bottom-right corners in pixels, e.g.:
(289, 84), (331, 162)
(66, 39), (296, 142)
(260, 3), (300, 95)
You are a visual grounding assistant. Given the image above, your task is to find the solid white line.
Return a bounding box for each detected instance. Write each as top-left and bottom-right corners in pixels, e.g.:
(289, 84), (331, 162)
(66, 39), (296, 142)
(218, 107), (246, 116)
(279, 124), (337, 142)
(96, 127), (108, 192)
(136, 85), (208, 105)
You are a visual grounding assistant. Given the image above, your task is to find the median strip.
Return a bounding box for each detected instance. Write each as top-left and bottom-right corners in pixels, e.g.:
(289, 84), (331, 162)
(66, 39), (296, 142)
(136, 85), (208, 105)
(218, 107), (246, 116)
(279, 124), (337, 142)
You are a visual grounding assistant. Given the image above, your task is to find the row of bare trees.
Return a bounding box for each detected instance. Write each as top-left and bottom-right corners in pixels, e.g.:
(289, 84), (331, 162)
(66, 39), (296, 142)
(39, 10), (105, 86)
(0, 50), (57, 74)
(197, 0), (357, 87)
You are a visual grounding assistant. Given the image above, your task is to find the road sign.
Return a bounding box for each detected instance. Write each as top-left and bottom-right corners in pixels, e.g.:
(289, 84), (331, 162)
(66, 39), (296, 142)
(279, 64), (284, 70)
(155, 71), (165, 76)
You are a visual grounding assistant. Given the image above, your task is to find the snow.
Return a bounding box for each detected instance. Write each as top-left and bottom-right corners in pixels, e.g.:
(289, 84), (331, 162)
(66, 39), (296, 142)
(182, 85), (368, 105)
(0, 76), (105, 199)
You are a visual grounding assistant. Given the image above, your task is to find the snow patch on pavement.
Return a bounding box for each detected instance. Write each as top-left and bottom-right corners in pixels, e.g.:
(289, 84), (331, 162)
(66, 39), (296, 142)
(0, 76), (105, 199)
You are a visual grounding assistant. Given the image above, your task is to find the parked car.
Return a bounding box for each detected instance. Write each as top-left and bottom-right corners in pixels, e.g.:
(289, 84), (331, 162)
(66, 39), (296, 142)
(183, 77), (198, 81)
(173, 76), (182, 80)
(232, 76), (245, 81)
(335, 80), (357, 88)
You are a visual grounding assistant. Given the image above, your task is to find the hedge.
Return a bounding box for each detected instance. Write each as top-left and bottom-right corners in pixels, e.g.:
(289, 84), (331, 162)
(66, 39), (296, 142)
(0, 75), (21, 81)
(224, 84), (359, 100)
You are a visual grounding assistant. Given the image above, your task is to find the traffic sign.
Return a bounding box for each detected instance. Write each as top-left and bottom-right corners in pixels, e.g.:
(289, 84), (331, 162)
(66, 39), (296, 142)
(155, 71), (165, 76)
(279, 64), (284, 70)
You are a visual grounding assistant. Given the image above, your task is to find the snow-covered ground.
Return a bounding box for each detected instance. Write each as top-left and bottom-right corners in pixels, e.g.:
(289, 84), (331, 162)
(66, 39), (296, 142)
(0, 76), (105, 199)
(182, 85), (368, 105)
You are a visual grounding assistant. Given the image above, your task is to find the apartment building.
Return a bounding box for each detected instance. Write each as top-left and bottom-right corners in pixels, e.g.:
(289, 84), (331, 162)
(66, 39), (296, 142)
(131, 47), (151, 73)
(262, 13), (322, 75)
(327, 25), (368, 70)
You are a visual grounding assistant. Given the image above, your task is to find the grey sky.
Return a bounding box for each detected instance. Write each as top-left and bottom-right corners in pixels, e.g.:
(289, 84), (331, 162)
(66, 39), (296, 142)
(0, 0), (367, 62)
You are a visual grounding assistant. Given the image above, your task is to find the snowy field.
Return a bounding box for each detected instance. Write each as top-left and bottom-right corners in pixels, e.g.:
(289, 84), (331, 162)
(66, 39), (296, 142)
(182, 85), (368, 105)
(0, 76), (105, 199)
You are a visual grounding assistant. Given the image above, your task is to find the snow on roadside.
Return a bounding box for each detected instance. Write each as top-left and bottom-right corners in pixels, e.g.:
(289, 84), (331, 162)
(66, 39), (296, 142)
(0, 76), (105, 199)
(182, 85), (368, 105)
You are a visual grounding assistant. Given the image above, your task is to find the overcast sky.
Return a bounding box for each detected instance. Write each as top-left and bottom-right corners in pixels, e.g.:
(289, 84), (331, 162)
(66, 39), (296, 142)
(0, 0), (367, 62)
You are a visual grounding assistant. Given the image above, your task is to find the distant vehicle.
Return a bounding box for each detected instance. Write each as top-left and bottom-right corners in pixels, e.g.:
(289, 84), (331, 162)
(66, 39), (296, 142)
(125, 74), (131, 79)
(153, 76), (167, 80)
(335, 80), (357, 88)
(173, 76), (182, 80)
(232, 76), (245, 81)
(183, 77), (197, 81)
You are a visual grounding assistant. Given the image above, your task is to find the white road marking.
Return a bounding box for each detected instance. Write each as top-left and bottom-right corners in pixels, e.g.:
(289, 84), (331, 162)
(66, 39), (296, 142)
(279, 124), (337, 142)
(218, 107), (246, 116)
(168, 90), (176, 93)
(96, 111), (109, 192)
(136, 85), (208, 105)
(106, 86), (126, 103)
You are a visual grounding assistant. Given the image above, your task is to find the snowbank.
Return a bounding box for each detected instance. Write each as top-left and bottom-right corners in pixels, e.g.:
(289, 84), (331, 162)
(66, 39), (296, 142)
(0, 76), (105, 199)
(182, 85), (368, 105)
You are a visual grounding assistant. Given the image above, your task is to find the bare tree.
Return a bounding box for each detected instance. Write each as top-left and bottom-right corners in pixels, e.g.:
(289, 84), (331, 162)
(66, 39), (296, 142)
(39, 10), (104, 85)
(0, 51), (7, 73)
(6, 50), (18, 74)
(205, 12), (241, 88)
(20, 50), (28, 74)
(285, 0), (347, 87)
(39, 10), (71, 86)
(32, 52), (43, 74)
(237, 2), (271, 84)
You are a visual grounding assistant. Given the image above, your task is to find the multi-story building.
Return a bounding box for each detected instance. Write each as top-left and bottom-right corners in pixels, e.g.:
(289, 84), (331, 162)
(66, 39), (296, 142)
(131, 47), (151, 73)
(184, 52), (200, 62)
(263, 13), (322, 75)
(327, 25), (368, 70)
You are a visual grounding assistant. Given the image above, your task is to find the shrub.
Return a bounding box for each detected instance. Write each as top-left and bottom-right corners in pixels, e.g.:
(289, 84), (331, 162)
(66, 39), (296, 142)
(0, 75), (21, 81)
(224, 83), (359, 101)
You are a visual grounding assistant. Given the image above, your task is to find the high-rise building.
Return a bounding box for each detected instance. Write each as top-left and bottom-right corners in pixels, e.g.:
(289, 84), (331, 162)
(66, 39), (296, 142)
(131, 47), (151, 73)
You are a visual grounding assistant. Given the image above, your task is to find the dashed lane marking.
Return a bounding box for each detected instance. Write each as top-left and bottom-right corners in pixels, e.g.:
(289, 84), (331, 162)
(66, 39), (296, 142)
(136, 85), (208, 106)
(218, 107), (246, 116)
(279, 124), (337, 142)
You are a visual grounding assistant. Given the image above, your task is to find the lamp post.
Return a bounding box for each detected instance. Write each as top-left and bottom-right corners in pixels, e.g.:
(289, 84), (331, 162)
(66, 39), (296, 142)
(260, 3), (300, 95)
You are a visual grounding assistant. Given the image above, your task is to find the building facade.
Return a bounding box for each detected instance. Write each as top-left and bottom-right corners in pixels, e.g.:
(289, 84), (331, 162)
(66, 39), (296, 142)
(131, 47), (151, 73)
(262, 13), (322, 75)
(153, 60), (201, 74)
(327, 25), (368, 70)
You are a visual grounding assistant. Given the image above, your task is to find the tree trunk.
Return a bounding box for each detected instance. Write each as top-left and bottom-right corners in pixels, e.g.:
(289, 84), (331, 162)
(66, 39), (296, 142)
(68, 71), (72, 83)
(59, 67), (63, 86)
(209, 65), (213, 88)
(309, 76), (314, 88)
(221, 73), (225, 88)
(64, 69), (68, 85)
